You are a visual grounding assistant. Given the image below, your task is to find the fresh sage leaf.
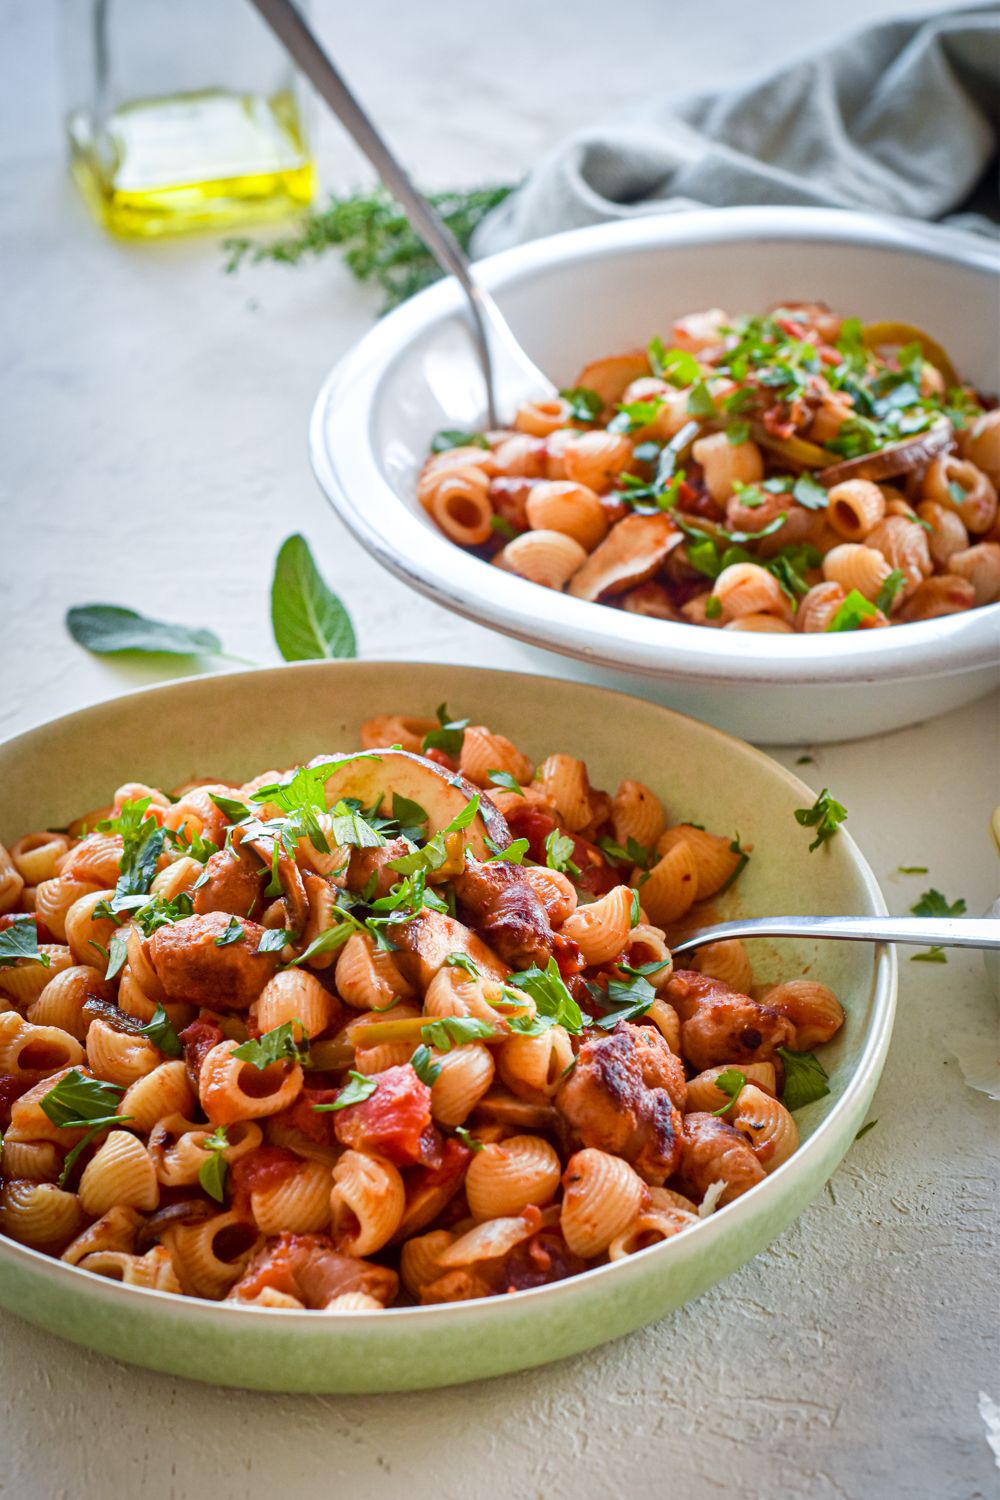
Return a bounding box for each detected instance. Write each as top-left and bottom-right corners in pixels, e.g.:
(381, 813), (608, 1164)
(271, 534), (356, 662)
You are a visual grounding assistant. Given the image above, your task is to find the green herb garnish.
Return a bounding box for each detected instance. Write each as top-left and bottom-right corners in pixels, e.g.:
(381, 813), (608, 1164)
(544, 829), (580, 877)
(0, 916), (48, 969)
(422, 703), (469, 758)
(430, 430), (490, 453)
(312, 1070), (379, 1110)
(486, 770), (524, 797)
(214, 916), (246, 947)
(40, 1070), (132, 1188)
(507, 957), (589, 1034)
(777, 1048), (830, 1110)
(232, 1021), (310, 1071)
(909, 888), (967, 919)
(420, 1016), (495, 1051)
(198, 1125), (229, 1202)
(559, 386), (603, 422)
(794, 788), (848, 851)
(136, 1003), (182, 1058)
(711, 1067), (747, 1115)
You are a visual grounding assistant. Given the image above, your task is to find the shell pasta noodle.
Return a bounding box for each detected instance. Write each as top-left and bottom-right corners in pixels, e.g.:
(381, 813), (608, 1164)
(0, 716), (846, 1310)
(419, 304), (1000, 631)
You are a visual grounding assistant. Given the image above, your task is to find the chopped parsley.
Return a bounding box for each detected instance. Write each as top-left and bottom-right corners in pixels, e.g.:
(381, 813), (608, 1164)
(559, 386), (603, 422)
(213, 916), (245, 947)
(409, 1044), (442, 1086)
(430, 430), (489, 454)
(232, 1020), (310, 1070)
(390, 793), (429, 841)
(791, 473), (829, 511)
(910, 888), (967, 919)
(256, 927), (296, 954)
(421, 703), (469, 757)
(875, 569), (907, 615)
(198, 1125), (229, 1202)
(312, 1070), (378, 1110)
(826, 589), (878, 632)
(507, 956), (589, 1034)
(485, 836), (529, 865)
(444, 952), (481, 978)
(455, 1125), (486, 1153)
(0, 916), (48, 969)
(717, 834), (750, 894)
(136, 1003), (182, 1058)
(486, 770), (524, 797)
(777, 1048), (830, 1111)
(588, 970), (656, 1029)
(686, 379), (718, 418)
(648, 340), (700, 387)
(283, 906), (364, 967)
(420, 1016), (495, 1051)
(794, 789), (848, 851)
(544, 829), (580, 877)
(96, 797), (166, 915)
(40, 1070), (132, 1187)
(597, 835), (650, 869)
(711, 1067), (747, 1116)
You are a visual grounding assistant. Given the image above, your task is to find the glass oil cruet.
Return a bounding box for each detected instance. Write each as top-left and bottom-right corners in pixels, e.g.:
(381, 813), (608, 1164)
(61, 0), (314, 236)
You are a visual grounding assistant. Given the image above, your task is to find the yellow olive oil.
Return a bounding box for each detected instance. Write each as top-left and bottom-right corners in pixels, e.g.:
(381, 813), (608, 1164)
(68, 87), (314, 237)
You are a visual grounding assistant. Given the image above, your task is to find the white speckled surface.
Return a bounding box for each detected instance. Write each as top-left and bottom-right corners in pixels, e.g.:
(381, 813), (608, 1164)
(1, 1), (998, 1495)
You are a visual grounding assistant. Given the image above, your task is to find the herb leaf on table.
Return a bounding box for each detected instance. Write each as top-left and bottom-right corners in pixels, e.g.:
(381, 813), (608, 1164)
(223, 185), (515, 312)
(66, 605), (228, 659)
(271, 534), (357, 662)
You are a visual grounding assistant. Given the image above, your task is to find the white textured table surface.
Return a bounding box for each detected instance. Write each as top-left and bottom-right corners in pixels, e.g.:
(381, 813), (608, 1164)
(2, 3), (998, 1497)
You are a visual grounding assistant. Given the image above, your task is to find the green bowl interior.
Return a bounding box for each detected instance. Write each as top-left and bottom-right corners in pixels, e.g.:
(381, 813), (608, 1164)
(0, 661), (894, 1390)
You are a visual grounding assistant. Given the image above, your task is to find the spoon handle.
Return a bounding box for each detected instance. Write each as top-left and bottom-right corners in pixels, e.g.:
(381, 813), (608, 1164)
(248, 0), (505, 421)
(670, 915), (1000, 957)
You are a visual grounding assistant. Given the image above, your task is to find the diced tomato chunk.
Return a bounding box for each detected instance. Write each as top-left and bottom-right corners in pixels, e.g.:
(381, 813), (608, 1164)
(334, 1064), (435, 1167)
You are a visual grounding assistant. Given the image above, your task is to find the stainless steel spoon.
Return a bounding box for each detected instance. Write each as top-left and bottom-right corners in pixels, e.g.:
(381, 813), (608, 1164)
(671, 914), (1000, 958)
(248, 0), (555, 427)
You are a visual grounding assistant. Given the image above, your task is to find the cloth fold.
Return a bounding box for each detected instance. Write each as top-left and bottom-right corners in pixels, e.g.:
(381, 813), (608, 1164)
(475, 7), (1000, 254)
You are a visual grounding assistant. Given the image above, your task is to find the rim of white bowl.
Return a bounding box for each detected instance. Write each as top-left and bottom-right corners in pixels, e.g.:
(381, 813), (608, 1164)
(310, 206), (1000, 686)
(0, 659), (896, 1326)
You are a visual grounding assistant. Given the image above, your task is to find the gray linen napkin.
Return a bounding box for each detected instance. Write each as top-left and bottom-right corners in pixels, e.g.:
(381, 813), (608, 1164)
(474, 7), (1000, 254)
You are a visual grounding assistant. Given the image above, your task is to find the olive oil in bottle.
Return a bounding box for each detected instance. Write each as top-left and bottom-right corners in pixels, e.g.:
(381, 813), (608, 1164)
(62, 0), (314, 237)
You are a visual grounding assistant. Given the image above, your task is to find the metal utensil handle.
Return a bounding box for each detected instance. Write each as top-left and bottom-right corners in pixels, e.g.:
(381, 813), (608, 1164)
(247, 0), (501, 422)
(671, 915), (1000, 957)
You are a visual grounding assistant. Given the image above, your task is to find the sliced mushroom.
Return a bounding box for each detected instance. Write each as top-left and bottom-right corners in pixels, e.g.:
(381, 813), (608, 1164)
(567, 513), (683, 602)
(308, 750), (510, 857)
(136, 1199), (215, 1252)
(818, 419), (954, 487)
(474, 1090), (560, 1130)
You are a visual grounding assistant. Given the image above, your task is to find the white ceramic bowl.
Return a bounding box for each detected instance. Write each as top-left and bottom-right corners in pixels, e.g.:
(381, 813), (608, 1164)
(0, 662), (895, 1391)
(310, 207), (1000, 745)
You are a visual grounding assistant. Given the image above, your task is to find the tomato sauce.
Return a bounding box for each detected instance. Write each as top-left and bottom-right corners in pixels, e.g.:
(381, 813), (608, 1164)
(0, 1072), (33, 1128)
(229, 1146), (300, 1220)
(273, 1086), (339, 1146)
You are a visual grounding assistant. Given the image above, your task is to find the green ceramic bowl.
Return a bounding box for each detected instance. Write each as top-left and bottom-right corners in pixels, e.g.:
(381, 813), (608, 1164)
(0, 663), (895, 1391)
